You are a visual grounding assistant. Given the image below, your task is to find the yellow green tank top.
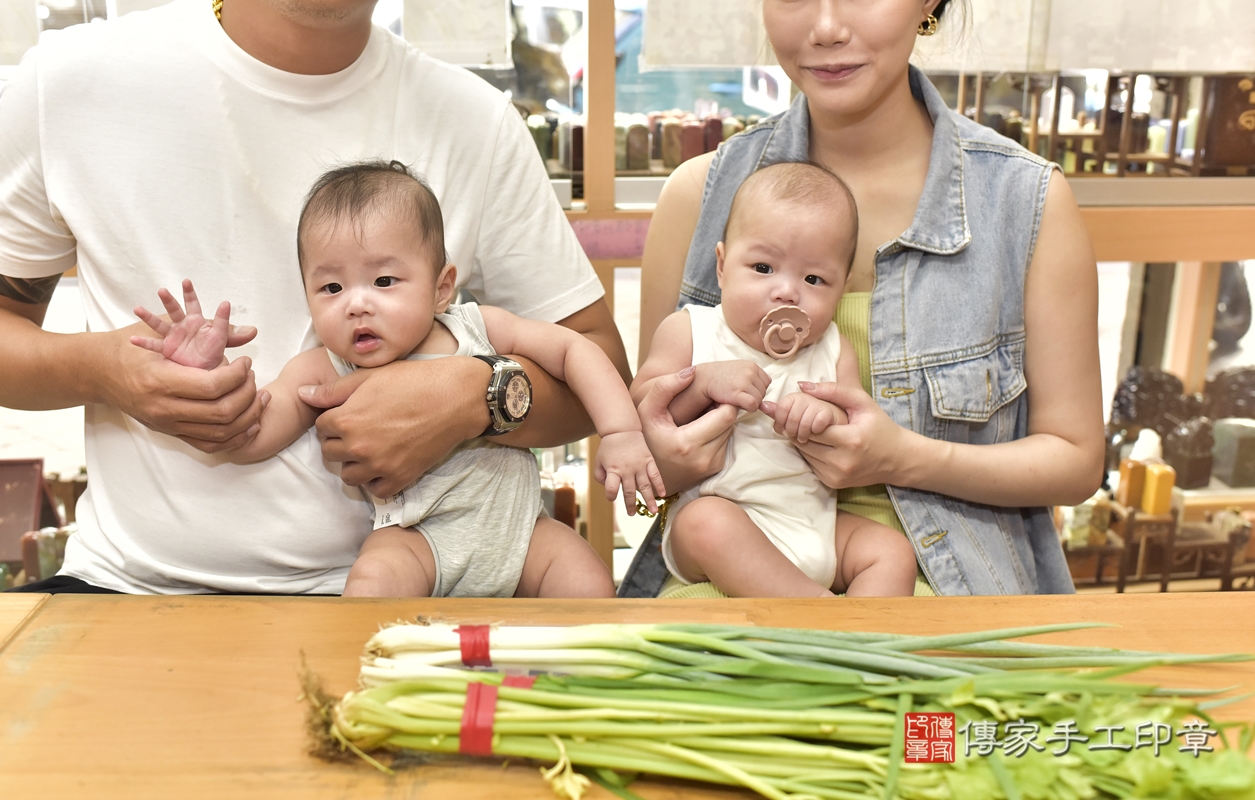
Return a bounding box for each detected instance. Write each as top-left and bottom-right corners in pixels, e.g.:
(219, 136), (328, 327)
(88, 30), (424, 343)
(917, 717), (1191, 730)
(834, 293), (904, 534)
(836, 292), (936, 596)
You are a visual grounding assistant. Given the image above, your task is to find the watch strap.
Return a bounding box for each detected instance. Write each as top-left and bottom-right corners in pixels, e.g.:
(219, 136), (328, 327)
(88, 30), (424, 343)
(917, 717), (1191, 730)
(472, 354), (514, 369)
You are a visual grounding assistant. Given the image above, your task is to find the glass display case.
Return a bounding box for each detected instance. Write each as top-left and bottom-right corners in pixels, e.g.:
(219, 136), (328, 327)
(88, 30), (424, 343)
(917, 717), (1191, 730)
(928, 71), (1255, 178)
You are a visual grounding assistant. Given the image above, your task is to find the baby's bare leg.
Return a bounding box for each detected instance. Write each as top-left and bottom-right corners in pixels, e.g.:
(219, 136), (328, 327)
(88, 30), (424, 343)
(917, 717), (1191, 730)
(343, 525), (437, 597)
(515, 517), (616, 598)
(670, 496), (834, 597)
(832, 514), (918, 597)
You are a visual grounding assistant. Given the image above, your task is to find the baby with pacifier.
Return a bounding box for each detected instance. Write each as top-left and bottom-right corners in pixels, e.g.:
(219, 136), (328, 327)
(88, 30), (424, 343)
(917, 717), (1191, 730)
(632, 161), (918, 598)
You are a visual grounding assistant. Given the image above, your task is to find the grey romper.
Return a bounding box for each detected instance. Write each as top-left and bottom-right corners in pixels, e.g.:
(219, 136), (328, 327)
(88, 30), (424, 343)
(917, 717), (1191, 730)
(328, 303), (542, 597)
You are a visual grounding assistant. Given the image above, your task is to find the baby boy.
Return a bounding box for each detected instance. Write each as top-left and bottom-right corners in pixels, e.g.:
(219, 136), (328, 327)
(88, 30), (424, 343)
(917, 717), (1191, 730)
(632, 162), (917, 598)
(133, 160), (663, 598)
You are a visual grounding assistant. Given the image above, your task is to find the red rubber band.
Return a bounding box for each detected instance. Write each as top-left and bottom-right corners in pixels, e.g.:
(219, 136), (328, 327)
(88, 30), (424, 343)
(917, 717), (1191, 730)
(456, 625), (492, 667)
(459, 682), (498, 756)
(502, 675), (536, 689)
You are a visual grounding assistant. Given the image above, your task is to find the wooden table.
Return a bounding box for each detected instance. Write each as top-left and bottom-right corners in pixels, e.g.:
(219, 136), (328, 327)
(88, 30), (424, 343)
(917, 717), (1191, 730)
(1, 593), (1253, 799)
(0, 593), (46, 652)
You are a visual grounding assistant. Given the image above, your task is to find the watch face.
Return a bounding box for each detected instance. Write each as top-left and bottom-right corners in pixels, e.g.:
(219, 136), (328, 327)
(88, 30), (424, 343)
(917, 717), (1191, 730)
(503, 374), (531, 420)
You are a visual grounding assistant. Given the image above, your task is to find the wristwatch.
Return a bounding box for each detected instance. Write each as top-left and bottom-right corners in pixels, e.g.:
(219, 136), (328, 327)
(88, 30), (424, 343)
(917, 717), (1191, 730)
(474, 355), (532, 436)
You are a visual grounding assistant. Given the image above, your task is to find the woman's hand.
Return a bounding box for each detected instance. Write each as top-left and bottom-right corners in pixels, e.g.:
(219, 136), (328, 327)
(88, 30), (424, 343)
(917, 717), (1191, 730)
(779, 380), (913, 490)
(638, 366), (739, 493)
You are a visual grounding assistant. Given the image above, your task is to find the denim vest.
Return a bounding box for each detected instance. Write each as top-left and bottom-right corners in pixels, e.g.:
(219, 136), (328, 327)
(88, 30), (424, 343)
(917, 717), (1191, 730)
(674, 67), (1074, 596)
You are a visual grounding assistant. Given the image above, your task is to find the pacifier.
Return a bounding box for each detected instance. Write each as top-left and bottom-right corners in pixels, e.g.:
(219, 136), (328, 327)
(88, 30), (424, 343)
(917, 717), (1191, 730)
(758, 305), (812, 360)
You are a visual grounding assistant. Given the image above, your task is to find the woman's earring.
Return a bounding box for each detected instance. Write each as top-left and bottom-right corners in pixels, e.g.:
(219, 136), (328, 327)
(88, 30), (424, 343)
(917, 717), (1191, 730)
(917, 14), (938, 36)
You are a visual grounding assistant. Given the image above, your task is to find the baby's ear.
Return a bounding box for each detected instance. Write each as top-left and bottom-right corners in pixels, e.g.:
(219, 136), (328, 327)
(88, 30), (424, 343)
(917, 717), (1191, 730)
(715, 242), (726, 288)
(434, 263), (458, 313)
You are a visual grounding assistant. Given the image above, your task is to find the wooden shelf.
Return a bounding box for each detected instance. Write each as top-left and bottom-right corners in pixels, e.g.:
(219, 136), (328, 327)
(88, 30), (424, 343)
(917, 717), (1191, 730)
(1080, 206), (1255, 262)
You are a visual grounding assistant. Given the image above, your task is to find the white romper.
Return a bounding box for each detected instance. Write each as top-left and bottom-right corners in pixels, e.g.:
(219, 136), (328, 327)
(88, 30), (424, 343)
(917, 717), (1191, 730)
(662, 304), (843, 587)
(329, 303), (542, 598)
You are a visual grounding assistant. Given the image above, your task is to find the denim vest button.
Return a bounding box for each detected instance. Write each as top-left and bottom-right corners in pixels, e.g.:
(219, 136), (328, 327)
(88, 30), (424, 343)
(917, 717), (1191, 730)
(881, 387), (916, 399)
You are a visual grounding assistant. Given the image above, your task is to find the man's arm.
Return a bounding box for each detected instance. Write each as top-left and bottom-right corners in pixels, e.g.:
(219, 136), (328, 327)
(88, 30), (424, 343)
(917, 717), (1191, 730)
(480, 303), (664, 512)
(479, 303), (637, 438)
(0, 277), (79, 409)
(469, 97), (631, 447)
(0, 282), (265, 451)
(304, 296), (631, 498)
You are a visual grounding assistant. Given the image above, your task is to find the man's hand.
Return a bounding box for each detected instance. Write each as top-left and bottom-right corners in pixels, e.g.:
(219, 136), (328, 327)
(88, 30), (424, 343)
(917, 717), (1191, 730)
(761, 390), (848, 445)
(300, 357), (489, 498)
(696, 360), (771, 413)
(594, 430), (666, 515)
(108, 322), (267, 453)
(113, 278), (264, 453)
(130, 279), (253, 370)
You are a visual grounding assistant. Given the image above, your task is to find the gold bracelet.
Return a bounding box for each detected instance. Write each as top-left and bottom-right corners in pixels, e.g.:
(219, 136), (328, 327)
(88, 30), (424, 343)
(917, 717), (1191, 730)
(636, 494), (679, 531)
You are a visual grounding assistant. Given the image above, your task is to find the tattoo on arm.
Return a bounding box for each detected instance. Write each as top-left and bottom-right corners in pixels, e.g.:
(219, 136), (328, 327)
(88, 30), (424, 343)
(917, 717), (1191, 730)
(0, 274), (62, 304)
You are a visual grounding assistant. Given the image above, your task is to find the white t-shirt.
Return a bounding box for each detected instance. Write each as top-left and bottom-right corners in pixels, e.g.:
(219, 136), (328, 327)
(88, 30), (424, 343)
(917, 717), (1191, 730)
(0, 0), (604, 593)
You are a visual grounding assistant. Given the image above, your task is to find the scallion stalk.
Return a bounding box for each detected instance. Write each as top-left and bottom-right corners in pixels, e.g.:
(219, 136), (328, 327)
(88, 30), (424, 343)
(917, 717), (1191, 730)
(314, 621), (1255, 800)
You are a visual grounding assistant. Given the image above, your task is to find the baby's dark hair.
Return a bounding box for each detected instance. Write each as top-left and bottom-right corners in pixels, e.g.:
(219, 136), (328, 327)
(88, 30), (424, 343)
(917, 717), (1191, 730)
(724, 161), (859, 271)
(297, 160), (447, 275)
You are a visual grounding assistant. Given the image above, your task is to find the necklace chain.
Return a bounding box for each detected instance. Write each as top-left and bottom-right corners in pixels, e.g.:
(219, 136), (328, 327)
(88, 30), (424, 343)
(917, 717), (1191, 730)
(212, 0), (222, 21)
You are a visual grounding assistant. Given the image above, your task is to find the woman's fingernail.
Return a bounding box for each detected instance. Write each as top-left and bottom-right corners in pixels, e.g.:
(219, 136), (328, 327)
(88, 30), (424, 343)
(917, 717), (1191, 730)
(678, 366), (696, 378)
(798, 381), (816, 390)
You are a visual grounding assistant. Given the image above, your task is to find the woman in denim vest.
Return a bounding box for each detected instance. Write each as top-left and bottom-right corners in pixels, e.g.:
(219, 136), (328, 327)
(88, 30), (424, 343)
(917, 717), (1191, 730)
(624, 0), (1104, 597)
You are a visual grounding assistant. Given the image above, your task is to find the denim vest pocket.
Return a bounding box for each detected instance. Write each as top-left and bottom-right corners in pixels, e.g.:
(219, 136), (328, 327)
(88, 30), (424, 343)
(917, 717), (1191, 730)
(923, 339), (1026, 423)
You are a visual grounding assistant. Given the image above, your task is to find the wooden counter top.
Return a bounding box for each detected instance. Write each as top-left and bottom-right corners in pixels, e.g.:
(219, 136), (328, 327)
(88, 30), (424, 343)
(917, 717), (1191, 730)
(0, 593), (47, 653)
(0, 593), (1252, 799)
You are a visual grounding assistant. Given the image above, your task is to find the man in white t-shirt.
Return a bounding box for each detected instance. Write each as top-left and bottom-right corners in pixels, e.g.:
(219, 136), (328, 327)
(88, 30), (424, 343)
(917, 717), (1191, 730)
(0, 0), (628, 594)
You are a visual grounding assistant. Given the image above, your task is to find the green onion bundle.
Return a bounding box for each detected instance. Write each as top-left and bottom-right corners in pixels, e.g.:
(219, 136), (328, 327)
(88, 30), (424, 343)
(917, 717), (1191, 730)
(312, 622), (1255, 800)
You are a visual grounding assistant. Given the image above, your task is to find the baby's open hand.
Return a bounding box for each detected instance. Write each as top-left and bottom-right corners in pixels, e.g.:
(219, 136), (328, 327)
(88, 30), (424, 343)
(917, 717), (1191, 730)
(593, 430), (667, 516)
(131, 279), (234, 370)
(700, 360), (771, 413)
(765, 390), (848, 444)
